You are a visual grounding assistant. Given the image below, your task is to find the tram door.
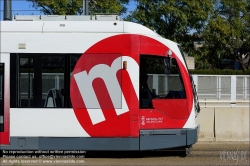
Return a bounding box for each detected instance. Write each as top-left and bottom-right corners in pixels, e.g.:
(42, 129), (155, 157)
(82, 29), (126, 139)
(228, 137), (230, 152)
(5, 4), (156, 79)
(0, 63), (9, 145)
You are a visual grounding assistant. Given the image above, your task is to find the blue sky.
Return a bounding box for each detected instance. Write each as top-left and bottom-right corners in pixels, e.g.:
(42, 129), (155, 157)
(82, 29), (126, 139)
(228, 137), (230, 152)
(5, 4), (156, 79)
(0, 0), (136, 20)
(0, 0), (41, 20)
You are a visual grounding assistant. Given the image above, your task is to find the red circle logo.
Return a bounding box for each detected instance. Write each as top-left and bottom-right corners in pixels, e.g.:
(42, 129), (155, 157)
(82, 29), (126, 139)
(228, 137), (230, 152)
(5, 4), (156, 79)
(70, 34), (192, 137)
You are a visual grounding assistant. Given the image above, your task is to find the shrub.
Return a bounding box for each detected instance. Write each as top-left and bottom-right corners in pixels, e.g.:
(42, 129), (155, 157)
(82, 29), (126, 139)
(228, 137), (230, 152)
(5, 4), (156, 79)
(188, 69), (250, 75)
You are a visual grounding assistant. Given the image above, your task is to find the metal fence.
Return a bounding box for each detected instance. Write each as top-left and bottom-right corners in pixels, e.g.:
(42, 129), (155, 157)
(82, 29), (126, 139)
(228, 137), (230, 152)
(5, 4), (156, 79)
(192, 75), (249, 101)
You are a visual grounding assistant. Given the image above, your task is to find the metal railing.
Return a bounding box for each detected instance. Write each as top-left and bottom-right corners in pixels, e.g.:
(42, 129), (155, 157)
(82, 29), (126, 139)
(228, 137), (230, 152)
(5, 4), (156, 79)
(192, 75), (250, 101)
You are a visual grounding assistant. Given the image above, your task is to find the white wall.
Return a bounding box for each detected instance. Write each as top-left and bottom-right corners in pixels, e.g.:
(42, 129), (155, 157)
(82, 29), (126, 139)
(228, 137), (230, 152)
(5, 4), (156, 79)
(197, 106), (249, 142)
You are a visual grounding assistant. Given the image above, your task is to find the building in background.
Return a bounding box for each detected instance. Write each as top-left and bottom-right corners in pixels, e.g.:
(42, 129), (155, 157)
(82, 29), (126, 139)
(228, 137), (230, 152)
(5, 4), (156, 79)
(185, 56), (195, 70)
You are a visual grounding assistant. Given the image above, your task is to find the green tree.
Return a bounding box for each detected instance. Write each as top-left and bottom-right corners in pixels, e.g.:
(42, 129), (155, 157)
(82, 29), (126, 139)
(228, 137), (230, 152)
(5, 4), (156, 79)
(126, 0), (213, 52)
(89, 0), (128, 15)
(27, 0), (83, 15)
(125, 0), (214, 71)
(242, 0), (250, 49)
(27, 0), (128, 15)
(200, 0), (248, 69)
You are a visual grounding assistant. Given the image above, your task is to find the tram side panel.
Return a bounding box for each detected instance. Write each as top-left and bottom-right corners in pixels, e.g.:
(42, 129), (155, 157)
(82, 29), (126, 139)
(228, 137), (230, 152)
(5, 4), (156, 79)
(0, 22), (199, 150)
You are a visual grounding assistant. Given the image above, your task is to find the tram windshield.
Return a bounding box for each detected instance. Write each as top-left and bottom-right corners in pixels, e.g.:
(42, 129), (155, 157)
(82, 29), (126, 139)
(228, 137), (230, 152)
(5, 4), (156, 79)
(140, 55), (186, 108)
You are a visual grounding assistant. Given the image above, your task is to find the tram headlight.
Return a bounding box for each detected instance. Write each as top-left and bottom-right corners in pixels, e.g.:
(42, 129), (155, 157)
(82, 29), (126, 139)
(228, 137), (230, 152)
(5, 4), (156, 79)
(168, 50), (172, 58)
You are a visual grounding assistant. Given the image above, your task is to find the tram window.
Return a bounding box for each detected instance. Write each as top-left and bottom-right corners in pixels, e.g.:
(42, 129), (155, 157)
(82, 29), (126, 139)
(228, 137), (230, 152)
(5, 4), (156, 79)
(140, 55), (186, 108)
(11, 54), (83, 108)
(17, 54), (65, 108)
(42, 56), (65, 108)
(19, 57), (34, 107)
(68, 54), (81, 108)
